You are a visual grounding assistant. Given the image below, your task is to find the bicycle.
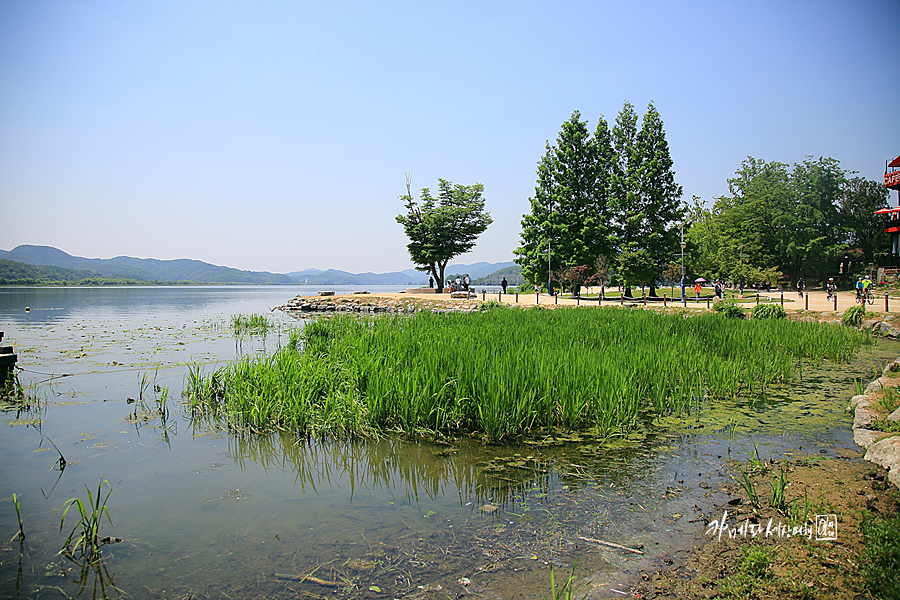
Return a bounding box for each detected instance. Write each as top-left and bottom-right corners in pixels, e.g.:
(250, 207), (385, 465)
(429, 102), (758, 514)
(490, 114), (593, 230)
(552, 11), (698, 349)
(866, 288), (875, 305)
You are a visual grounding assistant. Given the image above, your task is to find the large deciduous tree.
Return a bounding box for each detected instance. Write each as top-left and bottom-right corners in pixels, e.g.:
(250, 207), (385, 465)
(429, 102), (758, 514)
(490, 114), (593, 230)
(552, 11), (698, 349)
(396, 176), (492, 291)
(841, 176), (889, 265)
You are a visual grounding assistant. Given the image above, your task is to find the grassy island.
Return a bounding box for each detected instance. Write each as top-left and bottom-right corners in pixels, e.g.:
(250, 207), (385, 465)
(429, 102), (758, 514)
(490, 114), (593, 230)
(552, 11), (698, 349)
(186, 307), (870, 441)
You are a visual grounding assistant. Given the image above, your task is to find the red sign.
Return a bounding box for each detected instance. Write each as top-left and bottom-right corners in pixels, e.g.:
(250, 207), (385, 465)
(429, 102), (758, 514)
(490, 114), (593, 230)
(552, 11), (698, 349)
(886, 170), (900, 189)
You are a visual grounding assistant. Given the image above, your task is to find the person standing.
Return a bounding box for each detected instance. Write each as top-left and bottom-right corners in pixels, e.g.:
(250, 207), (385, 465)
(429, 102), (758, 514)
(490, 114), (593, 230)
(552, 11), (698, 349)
(429, 276), (434, 289)
(501, 277), (508, 294)
(464, 274), (470, 291)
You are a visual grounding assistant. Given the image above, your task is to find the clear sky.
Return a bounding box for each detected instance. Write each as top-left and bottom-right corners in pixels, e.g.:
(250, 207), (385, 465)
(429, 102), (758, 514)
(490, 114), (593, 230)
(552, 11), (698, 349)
(2, 0), (898, 274)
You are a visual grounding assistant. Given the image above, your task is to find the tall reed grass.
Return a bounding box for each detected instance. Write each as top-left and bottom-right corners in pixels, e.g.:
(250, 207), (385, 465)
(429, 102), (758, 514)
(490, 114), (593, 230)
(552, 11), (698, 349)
(186, 307), (869, 441)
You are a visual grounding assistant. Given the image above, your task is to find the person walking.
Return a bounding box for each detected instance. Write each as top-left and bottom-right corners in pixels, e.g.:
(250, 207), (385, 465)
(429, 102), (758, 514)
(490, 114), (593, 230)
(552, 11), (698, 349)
(693, 281), (702, 301)
(501, 277), (508, 294)
(796, 278), (804, 298)
(428, 276), (434, 289)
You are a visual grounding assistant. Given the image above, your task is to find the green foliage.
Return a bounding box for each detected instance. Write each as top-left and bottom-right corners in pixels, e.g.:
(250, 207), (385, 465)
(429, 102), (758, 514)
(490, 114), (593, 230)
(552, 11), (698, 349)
(741, 547), (772, 578)
(684, 157), (884, 284)
(842, 177), (890, 265)
(842, 304), (866, 327)
(232, 313), (270, 336)
(515, 102), (683, 295)
(60, 479), (115, 563)
(10, 493), (24, 543)
(396, 177), (492, 291)
(732, 465), (761, 509)
(860, 514), (900, 600)
(515, 111), (614, 288)
(769, 463), (790, 513)
(187, 309), (869, 442)
(751, 303), (786, 320)
(714, 300), (746, 319)
(617, 250), (656, 291)
(543, 560), (579, 600)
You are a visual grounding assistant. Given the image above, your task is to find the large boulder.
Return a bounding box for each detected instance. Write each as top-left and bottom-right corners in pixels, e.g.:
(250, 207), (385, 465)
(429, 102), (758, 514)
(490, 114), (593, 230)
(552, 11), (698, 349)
(864, 436), (900, 489)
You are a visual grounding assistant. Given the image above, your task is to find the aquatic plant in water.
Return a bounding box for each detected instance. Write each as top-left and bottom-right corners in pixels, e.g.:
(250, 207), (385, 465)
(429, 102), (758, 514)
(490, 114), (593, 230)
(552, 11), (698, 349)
(186, 308), (870, 441)
(60, 478), (115, 563)
(232, 313), (271, 336)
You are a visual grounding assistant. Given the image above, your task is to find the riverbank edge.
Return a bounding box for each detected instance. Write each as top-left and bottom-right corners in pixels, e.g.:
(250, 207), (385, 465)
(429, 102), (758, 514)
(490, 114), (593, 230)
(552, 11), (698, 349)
(632, 349), (900, 600)
(850, 357), (900, 490)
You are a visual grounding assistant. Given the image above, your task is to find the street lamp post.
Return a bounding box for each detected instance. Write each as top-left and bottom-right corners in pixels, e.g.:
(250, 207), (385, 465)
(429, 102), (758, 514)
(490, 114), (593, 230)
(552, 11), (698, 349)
(680, 222), (686, 300)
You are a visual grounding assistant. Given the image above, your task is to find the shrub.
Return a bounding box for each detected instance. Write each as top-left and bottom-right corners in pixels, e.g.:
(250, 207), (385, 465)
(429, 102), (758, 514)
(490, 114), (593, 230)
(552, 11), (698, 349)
(751, 303), (787, 320)
(842, 304), (866, 327)
(713, 300), (746, 319)
(861, 514), (900, 600)
(517, 281), (535, 294)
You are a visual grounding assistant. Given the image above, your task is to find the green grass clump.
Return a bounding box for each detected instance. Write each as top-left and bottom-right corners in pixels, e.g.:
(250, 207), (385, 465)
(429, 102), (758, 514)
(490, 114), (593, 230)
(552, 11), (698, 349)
(187, 308), (869, 441)
(842, 304), (866, 327)
(741, 547), (772, 578)
(232, 313), (270, 336)
(713, 300), (746, 319)
(60, 478), (115, 563)
(861, 514), (900, 600)
(751, 303), (786, 320)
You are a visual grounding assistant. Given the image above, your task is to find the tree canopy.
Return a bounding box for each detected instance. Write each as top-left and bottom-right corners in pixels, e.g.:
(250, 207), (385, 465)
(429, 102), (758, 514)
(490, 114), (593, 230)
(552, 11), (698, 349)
(684, 157), (890, 286)
(396, 176), (492, 291)
(515, 102), (683, 294)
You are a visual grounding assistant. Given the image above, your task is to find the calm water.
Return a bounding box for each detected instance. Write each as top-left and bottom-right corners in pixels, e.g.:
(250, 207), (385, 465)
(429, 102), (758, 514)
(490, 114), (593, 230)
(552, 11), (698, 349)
(0, 286), (895, 600)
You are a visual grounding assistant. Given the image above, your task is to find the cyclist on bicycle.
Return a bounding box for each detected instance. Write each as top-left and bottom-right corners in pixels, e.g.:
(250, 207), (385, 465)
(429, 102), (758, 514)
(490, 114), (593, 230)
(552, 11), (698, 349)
(826, 278), (835, 300)
(863, 275), (874, 298)
(856, 277), (864, 301)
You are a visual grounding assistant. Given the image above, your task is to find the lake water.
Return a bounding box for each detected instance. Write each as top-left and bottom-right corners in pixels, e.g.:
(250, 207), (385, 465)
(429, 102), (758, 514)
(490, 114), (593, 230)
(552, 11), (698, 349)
(0, 286), (895, 599)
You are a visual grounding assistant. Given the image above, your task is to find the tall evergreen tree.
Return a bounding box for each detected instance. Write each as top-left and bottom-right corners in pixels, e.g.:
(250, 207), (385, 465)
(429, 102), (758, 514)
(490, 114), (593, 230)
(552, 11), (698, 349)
(633, 102), (684, 295)
(609, 101), (641, 253)
(514, 111), (613, 288)
(610, 101), (683, 295)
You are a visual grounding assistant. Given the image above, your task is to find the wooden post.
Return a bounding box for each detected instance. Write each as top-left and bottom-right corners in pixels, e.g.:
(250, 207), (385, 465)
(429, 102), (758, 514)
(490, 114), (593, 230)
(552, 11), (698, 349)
(555, 294), (558, 305)
(483, 290), (486, 301)
(886, 293), (890, 313)
(663, 293), (667, 307)
(756, 293), (759, 305)
(577, 295), (580, 306)
(515, 292), (518, 303)
(498, 291), (502, 303)
(834, 292), (837, 312)
(642, 293), (646, 305)
(780, 291), (784, 306)
(621, 294), (624, 306)
(707, 295), (710, 308)
(805, 293), (808, 310)
(536, 292), (539, 305)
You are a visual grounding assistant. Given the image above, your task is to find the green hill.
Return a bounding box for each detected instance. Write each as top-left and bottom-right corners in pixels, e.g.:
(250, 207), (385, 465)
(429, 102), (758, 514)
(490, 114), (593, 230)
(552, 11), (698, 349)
(0, 258), (104, 284)
(472, 265), (524, 286)
(3, 245), (293, 284)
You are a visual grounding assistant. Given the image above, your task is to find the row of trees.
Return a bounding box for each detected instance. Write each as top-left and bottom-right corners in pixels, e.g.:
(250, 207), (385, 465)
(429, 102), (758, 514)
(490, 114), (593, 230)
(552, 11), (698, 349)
(514, 102), (683, 296)
(685, 157), (889, 287)
(395, 104), (891, 295)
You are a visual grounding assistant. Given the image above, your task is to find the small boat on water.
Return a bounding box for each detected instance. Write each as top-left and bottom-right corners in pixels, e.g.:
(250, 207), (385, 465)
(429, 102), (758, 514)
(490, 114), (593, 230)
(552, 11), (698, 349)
(0, 332), (18, 380)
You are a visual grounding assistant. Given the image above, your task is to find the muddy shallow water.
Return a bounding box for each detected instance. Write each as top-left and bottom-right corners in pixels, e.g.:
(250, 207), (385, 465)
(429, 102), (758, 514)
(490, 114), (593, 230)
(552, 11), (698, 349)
(0, 286), (896, 600)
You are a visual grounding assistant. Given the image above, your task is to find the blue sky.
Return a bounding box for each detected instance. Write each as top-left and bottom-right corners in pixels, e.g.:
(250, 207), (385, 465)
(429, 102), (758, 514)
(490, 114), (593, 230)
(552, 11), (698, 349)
(2, 0), (898, 274)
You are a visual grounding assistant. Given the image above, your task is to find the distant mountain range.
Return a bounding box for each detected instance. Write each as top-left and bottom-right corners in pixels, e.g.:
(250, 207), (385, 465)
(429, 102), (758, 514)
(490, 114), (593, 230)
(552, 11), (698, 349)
(0, 245), (516, 286)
